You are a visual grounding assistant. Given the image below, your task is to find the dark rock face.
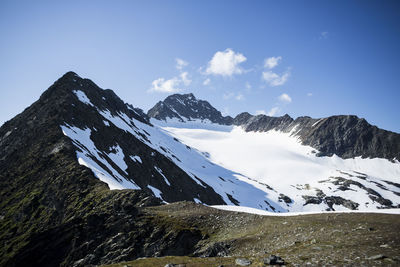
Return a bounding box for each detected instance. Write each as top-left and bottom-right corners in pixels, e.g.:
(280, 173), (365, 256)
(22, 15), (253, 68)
(234, 113), (400, 161)
(0, 72), (223, 266)
(233, 113), (294, 132)
(147, 93), (233, 124)
(297, 115), (400, 161)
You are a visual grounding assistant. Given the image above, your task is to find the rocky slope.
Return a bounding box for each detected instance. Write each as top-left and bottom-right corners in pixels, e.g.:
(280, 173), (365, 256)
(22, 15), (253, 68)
(0, 72), (222, 266)
(105, 202), (400, 267)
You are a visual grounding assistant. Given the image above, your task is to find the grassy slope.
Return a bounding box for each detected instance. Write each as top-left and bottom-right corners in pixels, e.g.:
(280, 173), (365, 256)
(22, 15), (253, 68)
(104, 202), (400, 266)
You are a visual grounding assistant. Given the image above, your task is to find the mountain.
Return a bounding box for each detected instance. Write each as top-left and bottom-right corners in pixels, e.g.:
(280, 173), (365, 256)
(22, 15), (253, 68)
(0, 72), (285, 265)
(233, 113), (400, 161)
(1, 72), (400, 266)
(148, 93), (400, 212)
(150, 94), (400, 161)
(148, 93), (233, 124)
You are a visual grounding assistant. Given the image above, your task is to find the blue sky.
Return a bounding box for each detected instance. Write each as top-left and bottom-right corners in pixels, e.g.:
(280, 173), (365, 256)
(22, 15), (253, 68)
(1, 0), (399, 132)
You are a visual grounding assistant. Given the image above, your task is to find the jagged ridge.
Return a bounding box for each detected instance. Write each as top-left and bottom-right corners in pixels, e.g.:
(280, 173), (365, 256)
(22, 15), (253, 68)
(148, 93), (400, 161)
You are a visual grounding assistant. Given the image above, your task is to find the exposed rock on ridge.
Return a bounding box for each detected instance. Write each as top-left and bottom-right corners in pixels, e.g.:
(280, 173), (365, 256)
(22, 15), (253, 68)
(148, 93), (233, 125)
(148, 93), (400, 161)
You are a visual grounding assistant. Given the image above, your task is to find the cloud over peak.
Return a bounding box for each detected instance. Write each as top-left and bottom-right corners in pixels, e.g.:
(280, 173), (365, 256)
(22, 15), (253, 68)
(150, 77), (181, 93)
(206, 48), (247, 77)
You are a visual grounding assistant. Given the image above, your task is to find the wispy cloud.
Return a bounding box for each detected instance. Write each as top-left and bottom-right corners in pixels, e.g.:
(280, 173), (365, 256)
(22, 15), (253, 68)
(267, 107), (280, 116)
(203, 78), (211, 86)
(176, 58), (188, 70)
(279, 93), (292, 103)
(319, 31), (329, 40)
(256, 106), (280, 116)
(206, 48), (247, 77)
(223, 91), (244, 101)
(245, 82), (251, 90)
(180, 72), (191, 86)
(235, 93), (244, 100)
(307, 92), (313, 97)
(262, 70), (290, 86)
(264, 56), (282, 69)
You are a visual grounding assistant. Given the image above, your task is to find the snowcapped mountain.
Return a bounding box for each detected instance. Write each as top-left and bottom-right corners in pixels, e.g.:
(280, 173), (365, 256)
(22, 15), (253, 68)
(149, 93), (400, 212)
(148, 93), (233, 125)
(2, 72), (399, 215)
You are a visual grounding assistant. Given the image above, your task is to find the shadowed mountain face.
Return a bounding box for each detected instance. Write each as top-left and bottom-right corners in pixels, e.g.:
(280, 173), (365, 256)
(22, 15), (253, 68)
(0, 72), (226, 266)
(149, 94), (400, 161)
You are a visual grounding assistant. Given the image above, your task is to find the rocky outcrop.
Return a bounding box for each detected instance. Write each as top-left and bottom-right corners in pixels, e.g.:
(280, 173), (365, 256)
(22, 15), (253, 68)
(147, 93), (233, 124)
(233, 112), (400, 161)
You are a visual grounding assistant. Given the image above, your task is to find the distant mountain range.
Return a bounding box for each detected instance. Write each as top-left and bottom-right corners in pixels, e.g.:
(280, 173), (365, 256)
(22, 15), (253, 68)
(148, 93), (400, 161)
(1, 72), (399, 266)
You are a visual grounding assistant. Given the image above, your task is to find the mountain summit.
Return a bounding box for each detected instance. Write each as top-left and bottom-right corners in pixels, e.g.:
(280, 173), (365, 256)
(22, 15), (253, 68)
(148, 93), (233, 124)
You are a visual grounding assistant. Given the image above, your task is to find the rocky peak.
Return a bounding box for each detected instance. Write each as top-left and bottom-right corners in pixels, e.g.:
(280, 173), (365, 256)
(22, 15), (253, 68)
(147, 93), (233, 125)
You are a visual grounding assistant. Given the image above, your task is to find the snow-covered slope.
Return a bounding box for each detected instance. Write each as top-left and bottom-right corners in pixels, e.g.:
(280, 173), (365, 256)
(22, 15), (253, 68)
(60, 88), (285, 211)
(151, 119), (400, 212)
(53, 73), (400, 213)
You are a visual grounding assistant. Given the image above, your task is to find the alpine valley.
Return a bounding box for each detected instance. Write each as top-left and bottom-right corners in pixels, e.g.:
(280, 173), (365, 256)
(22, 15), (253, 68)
(1, 72), (399, 266)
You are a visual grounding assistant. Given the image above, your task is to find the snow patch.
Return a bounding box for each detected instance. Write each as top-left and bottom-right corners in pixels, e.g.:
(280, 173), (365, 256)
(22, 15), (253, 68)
(154, 166), (171, 185)
(130, 155), (142, 163)
(212, 205), (400, 216)
(73, 90), (94, 107)
(148, 185), (163, 199)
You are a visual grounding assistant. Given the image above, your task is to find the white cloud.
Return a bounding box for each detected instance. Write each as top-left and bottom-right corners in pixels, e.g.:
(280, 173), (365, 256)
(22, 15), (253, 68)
(262, 70), (290, 86)
(245, 82), (251, 90)
(176, 58), (188, 70)
(307, 92), (313, 97)
(255, 110), (266, 115)
(180, 72), (191, 86)
(203, 78), (211, 86)
(206, 48), (247, 76)
(279, 93), (292, 103)
(267, 107), (280, 116)
(150, 77), (181, 93)
(264, 56), (282, 69)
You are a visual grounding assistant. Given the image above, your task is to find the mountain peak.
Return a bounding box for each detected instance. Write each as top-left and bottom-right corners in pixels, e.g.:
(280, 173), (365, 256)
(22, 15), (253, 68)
(148, 93), (233, 124)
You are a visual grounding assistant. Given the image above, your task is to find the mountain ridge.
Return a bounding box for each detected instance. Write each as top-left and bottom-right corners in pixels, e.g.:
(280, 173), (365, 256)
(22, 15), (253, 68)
(1, 71), (400, 266)
(148, 93), (400, 161)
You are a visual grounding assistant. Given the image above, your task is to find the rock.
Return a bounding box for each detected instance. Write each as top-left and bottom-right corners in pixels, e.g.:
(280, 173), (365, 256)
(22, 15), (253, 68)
(194, 241), (231, 257)
(148, 93), (233, 125)
(264, 255), (285, 265)
(380, 244), (390, 248)
(366, 254), (386, 260)
(235, 258), (252, 266)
